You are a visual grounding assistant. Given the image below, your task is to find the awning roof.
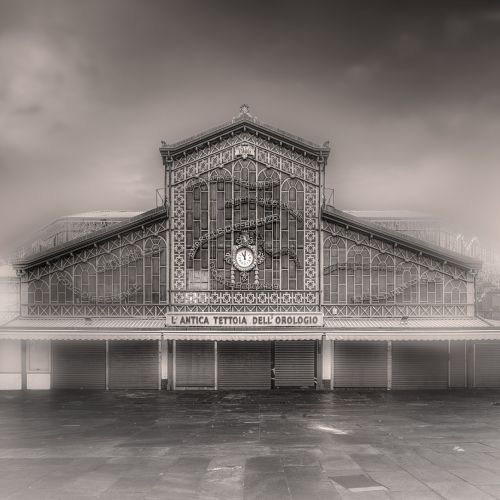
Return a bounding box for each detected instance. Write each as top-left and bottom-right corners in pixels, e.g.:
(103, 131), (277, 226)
(166, 332), (324, 341)
(2, 316), (499, 342)
(326, 330), (500, 341)
(0, 330), (162, 341)
(324, 317), (491, 329)
(0, 330), (322, 341)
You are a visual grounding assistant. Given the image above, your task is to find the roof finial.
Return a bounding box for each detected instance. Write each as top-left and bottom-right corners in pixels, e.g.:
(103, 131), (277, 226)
(240, 103), (250, 115)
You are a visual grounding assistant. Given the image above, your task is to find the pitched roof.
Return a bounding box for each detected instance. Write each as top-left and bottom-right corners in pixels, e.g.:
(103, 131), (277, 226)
(322, 206), (481, 271)
(12, 206), (168, 269)
(159, 107), (330, 158)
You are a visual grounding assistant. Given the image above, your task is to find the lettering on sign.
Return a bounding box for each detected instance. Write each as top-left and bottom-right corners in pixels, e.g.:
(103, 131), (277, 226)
(165, 312), (324, 327)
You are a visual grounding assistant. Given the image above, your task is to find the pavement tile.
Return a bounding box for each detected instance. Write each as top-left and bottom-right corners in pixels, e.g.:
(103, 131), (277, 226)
(478, 484), (500, 499)
(389, 491), (443, 500)
(245, 455), (283, 473)
(367, 470), (429, 492)
(448, 467), (500, 485)
(285, 466), (340, 500)
(243, 471), (290, 500)
(425, 480), (497, 499)
(350, 453), (400, 472)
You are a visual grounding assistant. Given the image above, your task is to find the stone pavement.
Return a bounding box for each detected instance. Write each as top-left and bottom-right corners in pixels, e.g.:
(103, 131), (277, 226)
(3, 390), (500, 499)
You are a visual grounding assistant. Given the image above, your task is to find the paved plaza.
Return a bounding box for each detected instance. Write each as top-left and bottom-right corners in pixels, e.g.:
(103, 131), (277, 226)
(3, 391), (500, 499)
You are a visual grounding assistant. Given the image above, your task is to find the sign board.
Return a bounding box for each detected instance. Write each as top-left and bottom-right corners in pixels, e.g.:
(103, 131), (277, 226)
(165, 312), (324, 328)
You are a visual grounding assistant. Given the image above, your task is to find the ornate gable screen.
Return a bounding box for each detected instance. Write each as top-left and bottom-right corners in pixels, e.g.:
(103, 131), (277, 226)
(322, 221), (474, 317)
(169, 132), (321, 312)
(23, 218), (168, 317)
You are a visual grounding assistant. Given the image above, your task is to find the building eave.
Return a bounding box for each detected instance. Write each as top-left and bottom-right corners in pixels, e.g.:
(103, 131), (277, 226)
(322, 205), (482, 271)
(12, 205), (169, 270)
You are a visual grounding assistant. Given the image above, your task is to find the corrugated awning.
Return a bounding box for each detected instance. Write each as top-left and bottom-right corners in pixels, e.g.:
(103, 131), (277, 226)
(165, 332), (324, 341)
(326, 330), (500, 342)
(0, 330), (162, 341)
(324, 317), (491, 329)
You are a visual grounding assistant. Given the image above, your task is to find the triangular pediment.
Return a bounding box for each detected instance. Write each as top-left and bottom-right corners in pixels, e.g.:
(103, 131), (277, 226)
(159, 107), (330, 161)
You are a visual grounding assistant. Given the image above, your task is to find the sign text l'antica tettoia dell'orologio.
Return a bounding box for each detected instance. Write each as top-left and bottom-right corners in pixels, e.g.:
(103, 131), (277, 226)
(165, 312), (324, 327)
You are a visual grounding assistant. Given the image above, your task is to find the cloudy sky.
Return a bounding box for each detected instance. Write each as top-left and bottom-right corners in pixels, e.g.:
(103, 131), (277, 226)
(1, 0), (500, 253)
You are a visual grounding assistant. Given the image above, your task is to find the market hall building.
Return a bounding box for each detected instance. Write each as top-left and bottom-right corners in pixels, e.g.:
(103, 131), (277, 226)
(2, 106), (500, 392)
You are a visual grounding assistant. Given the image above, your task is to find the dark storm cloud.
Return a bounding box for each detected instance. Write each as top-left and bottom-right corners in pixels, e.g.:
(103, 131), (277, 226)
(1, 0), (500, 252)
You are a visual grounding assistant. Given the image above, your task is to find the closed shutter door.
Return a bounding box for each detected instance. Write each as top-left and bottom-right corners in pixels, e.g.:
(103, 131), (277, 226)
(334, 341), (387, 388)
(218, 342), (271, 390)
(392, 341), (448, 390)
(275, 341), (316, 388)
(108, 341), (159, 389)
(175, 341), (215, 388)
(474, 342), (500, 387)
(52, 341), (105, 389)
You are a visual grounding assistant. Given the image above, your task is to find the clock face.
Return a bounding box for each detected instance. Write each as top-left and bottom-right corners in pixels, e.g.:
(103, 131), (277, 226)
(235, 246), (255, 270)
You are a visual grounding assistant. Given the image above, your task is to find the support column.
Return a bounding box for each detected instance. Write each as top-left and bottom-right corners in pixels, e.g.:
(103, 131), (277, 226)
(316, 339), (323, 390)
(387, 341), (392, 391)
(167, 340), (174, 390)
(172, 340), (177, 390)
(331, 341), (335, 390)
(321, 337), (332, 390)
(21, 341), (27, 390)
(105, 341), (109, 390)
(161, 339), (169, 389)
(214, 341), (218, 390)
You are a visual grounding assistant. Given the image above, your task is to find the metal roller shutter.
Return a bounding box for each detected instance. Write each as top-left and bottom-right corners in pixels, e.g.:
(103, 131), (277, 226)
(392, 341), (448, 390)
(108, 341), (159, 390)
(218, 341), (271, 390)
(175, 341), (215, 388)
(474, 342), (500, 387)
(52, 341), (106, 389)
(334, 341), (387, 388)
(275, 341), (316, 388)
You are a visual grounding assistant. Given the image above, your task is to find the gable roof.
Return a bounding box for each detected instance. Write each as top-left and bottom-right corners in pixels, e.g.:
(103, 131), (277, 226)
(159, 107), (331, 159)
(12, 206), (168, 270)
(322, 205), (481, 271)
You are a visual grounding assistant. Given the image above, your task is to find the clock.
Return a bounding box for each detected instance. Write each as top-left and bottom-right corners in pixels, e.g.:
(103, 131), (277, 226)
(234, 246), (255, 271)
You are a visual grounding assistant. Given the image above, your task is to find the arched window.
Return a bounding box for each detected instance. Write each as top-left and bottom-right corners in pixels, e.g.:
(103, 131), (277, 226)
(444, 279), (467, 304)
(50, 272), (73, 304)
(208, 168), (232, 290)
(74, 262), (96, 304)
(186, 177), (209, 274)
(281, 178), (304, 290)
(144, 237), (166, 303)
(96, 252), (120, 304)
(323, 236), (346, 303)
(257, 169), (280, 289)
(28, 279), (49, 305)
(420, 271), (443, 304)
(121, 245), (143, 304)
(395, 262), (418, 303)
(346, 245), (370, 304)
(371, 254), (395, 303)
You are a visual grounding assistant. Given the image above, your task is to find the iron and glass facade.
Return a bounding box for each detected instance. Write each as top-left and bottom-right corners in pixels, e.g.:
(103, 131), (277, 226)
(2, 108), (500, 391)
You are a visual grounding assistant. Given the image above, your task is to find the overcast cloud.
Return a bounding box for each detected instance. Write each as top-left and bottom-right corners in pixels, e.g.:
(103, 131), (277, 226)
(1, 0), (500, 253)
